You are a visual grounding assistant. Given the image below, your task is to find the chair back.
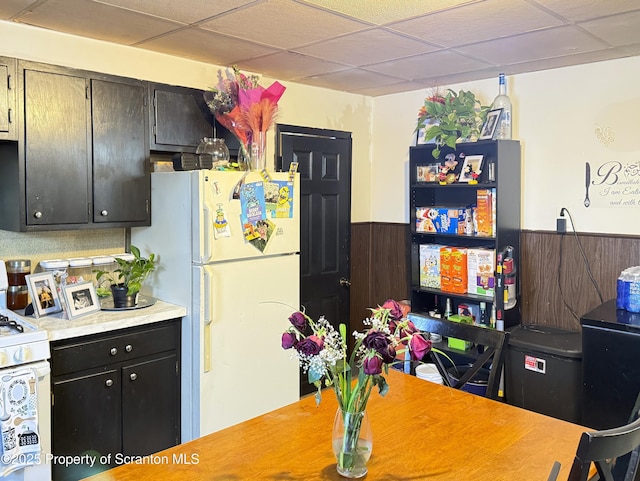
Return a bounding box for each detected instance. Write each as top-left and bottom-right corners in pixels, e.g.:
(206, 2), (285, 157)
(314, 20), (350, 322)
(566, 415), (640, 481)
(407, 313), (509, 400)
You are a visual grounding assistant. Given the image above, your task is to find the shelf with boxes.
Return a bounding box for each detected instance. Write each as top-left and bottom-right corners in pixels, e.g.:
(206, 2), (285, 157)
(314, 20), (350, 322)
(409, 140), (522, 335)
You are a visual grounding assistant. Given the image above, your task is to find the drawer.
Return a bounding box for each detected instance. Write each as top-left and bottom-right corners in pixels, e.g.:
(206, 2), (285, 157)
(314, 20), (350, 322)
(51, 320), (180, 376)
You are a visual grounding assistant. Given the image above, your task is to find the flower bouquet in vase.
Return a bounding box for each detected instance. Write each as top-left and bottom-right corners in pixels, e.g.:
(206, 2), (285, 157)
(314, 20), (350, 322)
(205, 66), (285, 171)
(282, 299), (448, 478)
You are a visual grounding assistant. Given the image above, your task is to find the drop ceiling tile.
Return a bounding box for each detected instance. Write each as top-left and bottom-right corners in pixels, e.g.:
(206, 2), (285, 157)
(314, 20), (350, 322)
(199, 0), (368, 49)
(94, 0), (256, 24)
(532, 0), (640, 22)
(456, 25), (610, 65)
(298, 0), (481, 25)
(139, 27), (278, 65)
(365, 50), (491, 81)
(298, 68), (404, 92)
(390, 0), (565, 48)
(505, 48), (634, 74)
(237, 51), (350, 81)
(294, 29), (439, 67)
(352, 79), (433, 97)
(580, 11), (640, 47)
(15, 0), (184, 45)
(0, 0), (39, 19)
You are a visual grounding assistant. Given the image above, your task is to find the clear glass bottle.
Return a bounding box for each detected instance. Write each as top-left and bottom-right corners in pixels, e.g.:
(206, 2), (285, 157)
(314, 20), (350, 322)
(492, 73), (512, 140)
(479, 302), (489, 327)
(444, 298), (453, 319)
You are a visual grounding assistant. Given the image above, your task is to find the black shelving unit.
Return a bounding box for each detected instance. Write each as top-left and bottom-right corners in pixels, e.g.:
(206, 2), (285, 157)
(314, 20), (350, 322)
(409, 140), (522, 329)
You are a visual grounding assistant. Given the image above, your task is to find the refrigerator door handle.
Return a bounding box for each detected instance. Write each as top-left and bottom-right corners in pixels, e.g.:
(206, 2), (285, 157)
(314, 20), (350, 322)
(203, 267), (213, 372)
(202, 206), (212, 264)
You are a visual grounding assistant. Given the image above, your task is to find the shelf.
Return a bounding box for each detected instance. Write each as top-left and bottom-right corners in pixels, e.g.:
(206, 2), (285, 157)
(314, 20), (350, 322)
(412, 232), (495, 241)
(412, 287), (493, 303)
(412, 182), (497, 189)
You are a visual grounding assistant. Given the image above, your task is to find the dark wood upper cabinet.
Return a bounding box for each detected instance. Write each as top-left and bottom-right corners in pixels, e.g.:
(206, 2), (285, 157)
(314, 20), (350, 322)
(0, 60), (151, 231)
(149, 83), (213, 152)
(0, 56), (16, 140)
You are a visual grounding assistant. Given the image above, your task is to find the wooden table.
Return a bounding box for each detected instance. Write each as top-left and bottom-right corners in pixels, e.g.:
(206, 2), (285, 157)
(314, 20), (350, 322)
(84, 369), (586, 481)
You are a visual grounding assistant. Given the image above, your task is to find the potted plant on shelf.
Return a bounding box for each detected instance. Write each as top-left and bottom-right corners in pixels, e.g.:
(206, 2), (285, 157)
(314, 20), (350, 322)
(416, 89), (490, 159)
(95, 245), (156, 308)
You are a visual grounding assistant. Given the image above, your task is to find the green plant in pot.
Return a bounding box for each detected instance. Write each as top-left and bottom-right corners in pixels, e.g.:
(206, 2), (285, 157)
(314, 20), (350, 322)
(416, 89), (490, 159)
(95, 245), (156, 308)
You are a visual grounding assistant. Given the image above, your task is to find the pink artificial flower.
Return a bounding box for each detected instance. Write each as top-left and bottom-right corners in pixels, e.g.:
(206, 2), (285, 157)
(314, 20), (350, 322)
(382, 299), (403, 320)
(363, 355), (383, 375)
(409, 334), (432, 361)
(281, 332), (296, 350)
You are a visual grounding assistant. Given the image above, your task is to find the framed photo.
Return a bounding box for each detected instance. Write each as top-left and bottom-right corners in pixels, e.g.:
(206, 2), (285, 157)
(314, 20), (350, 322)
(62, 281), (101, 319)
(416, 164), (440, 182)
(26, 272), (63, 318)
(479, 108), (502, 140)
(459, 155), (484, 183)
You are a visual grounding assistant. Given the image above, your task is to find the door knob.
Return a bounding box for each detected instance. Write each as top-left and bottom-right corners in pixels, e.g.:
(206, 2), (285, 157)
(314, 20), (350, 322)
(130, 373), (137, 381)
(339, 277), (351, 287)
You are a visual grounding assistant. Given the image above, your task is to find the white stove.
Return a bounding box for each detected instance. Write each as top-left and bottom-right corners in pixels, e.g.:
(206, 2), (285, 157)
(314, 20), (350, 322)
(0, 310), (50, 367)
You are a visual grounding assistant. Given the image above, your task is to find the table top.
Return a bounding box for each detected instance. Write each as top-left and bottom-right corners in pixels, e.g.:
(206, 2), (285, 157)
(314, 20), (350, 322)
(84, 369), (586, 481)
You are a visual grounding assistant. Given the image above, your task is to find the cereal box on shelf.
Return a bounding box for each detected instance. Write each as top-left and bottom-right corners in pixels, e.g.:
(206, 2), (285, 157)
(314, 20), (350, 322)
(476, 189), (493, 237)
(467, 248), (495, 296)
(441, 247), (467, 293)
(419, 244), (442, 288)
(416, 207), (467, 234)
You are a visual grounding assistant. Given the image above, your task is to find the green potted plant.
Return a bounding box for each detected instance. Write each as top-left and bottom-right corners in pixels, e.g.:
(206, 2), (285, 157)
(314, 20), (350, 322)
(95, 245), (156, 308)
(416, 89), (490, 159)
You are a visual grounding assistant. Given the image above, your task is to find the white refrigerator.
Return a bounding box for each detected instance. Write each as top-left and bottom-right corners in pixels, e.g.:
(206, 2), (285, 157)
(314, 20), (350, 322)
(132, 170), (300, 441)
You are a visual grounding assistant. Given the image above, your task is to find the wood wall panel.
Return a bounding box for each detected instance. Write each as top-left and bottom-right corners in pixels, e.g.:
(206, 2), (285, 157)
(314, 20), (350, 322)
(350, 225), (639, 334)
(350, 222), (409, 333)
(520, 231), (640, 331)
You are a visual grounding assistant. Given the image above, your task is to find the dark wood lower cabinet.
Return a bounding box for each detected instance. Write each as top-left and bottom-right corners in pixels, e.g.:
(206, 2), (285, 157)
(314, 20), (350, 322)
(51, 320), (181, 481)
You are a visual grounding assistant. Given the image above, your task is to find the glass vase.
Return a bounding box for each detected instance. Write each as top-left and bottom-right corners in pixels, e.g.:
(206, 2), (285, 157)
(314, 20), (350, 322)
(332, 408), (372, 478)
(249, 131), (266, 171)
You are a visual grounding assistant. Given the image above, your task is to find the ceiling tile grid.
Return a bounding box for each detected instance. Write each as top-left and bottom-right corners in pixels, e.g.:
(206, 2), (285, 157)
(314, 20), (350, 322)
(2, 0), (640, 96)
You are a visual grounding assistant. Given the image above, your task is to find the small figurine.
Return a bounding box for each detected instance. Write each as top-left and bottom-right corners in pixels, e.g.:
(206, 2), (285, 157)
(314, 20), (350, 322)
(438, 154), (459, 184)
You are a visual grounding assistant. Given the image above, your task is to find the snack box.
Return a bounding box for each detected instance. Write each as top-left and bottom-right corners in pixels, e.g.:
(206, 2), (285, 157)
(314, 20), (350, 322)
(416, 207), (468, 234)
(419, 244), (442, 288)
(458, 303), (480, 325)
(447, 314), (473, 350)
(467, 248), (495, 296)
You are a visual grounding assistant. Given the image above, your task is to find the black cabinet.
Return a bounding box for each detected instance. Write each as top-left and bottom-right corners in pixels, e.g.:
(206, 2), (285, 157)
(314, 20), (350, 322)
(149, 82), (240, 154)
(51, 320), (181, 481)
(409, 140), (521, 328)
(0, 60), (150, 231)
(0, 56), (16, 140)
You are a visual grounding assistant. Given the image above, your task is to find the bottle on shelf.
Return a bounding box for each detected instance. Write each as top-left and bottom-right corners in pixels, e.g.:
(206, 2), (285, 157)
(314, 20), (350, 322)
(489, 304), (497, 329)
(479, 302), (489, 327)
(491, 73), (512, 140)
(444, 298), (452, 319)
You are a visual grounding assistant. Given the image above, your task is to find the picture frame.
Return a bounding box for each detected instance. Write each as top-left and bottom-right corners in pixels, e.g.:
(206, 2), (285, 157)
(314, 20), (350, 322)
(62, 281), (101, 319)
(416, 163), (440, 183)
(479, 108), (502, 140)
(25, 272), (63, 318)
(459, 155), (484, 183)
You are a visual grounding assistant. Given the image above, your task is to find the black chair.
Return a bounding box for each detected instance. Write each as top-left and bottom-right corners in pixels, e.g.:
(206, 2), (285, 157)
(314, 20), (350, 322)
(407, 313), (509, 400)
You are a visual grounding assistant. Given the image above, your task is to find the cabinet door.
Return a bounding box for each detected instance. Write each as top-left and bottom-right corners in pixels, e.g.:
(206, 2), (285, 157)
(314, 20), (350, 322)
(91, 78), (149, 225)
(0, 57), (16, 140)
(150, 83), (213, 151)
(23, 68), (90, 226)
(122, 353), (179, 456)
(52, 369), (121, 481)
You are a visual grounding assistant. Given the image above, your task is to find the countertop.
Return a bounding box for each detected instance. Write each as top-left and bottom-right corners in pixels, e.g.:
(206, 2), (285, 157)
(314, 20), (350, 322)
(581, 299), (640, 332)
(27, 299), (186, 341)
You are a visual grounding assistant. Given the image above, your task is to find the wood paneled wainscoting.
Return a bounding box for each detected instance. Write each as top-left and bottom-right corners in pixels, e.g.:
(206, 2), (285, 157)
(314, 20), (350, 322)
(520, 230), (640, 331)
(349, 224), (640, 333)
(350, 222), (410, 332)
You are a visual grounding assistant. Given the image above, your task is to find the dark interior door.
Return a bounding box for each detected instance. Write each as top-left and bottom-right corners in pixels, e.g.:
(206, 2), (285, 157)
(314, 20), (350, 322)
(277, 125), (352, 396)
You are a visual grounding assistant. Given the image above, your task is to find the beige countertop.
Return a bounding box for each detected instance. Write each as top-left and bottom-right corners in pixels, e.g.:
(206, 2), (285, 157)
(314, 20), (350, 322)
(27, 299), (187, 341)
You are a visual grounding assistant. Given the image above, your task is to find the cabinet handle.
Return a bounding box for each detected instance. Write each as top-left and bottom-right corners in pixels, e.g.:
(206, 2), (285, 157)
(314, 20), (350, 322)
(110, 347), (117, 356)
(129, 373), (137, 381)
(125, 344), (133, 353)
(33, 211), (42, 219)
(7, 108), (11, 124)
(105, 379), (113, 387)
(101, 210), (108, 216)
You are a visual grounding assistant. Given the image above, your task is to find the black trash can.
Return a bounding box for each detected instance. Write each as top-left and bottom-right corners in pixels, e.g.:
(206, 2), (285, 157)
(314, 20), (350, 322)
(505, 324), (582, 423)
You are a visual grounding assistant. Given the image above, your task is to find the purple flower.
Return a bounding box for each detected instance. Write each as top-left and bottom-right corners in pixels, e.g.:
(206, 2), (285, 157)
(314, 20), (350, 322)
(281, 332), (296, 350)
(296, 335), (323, 356)
(289, 311), (307, 331)
(382, 299), (403, 321)
(363, 355), (383, 375)
(409, 334), (432, 361)
(363, 331), (391, 353)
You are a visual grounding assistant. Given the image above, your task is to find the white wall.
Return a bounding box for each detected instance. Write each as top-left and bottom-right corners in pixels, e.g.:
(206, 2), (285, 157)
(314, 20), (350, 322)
(0, 21), (373, 263)
(372, 57), (640, 236)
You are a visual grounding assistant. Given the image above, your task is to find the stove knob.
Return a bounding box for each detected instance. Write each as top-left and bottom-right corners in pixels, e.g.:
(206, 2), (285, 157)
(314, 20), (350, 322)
(0, 351), (8, 367)
(13, 346), (32, 363)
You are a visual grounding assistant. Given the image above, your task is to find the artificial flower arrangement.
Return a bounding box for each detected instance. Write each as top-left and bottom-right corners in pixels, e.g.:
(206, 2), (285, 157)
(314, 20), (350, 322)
(416, 89), (490, 159)
(205, 66), (285, 170)
(282, 299), (450, 477)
